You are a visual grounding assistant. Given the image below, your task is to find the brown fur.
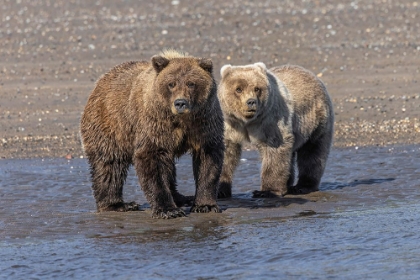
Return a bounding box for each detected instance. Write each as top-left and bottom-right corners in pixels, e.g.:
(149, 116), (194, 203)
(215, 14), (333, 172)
(217, 63), (334, 198)
(80, 50), (224, 218)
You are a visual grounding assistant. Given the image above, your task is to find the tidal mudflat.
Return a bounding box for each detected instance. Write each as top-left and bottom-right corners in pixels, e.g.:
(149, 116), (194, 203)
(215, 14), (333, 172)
(1, 145), (419, 279)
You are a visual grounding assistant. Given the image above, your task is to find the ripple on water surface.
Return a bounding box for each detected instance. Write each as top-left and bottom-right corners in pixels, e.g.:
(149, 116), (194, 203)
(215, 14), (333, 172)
(1, 145), (420, 278)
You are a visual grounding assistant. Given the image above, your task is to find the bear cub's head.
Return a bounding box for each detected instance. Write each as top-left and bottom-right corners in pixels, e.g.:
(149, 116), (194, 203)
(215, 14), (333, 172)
(151, 52), (214, 116)
(218, 62), (269, 123)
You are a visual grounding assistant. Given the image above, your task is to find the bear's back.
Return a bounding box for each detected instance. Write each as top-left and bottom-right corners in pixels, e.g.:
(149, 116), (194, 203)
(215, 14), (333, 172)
(87, 60), (150, 119)
(270, 65), (329, 107)
(270, 65), (334, 147)
(95, 61), (150, 97)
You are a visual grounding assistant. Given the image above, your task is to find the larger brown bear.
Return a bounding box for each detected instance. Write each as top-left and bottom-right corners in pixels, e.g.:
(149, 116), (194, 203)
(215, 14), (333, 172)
(80, 50), (224, 218)
(217, 63), (334, 198)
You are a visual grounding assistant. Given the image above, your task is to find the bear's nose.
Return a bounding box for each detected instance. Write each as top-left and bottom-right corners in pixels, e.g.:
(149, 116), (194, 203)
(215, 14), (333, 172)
(246, 98), (257, 109)
(174, 99), (189, 113)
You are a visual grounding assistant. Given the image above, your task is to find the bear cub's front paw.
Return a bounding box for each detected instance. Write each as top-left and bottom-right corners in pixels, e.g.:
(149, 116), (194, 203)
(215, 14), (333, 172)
(190, 204), (221, 213)
(152, 208), (186, 219)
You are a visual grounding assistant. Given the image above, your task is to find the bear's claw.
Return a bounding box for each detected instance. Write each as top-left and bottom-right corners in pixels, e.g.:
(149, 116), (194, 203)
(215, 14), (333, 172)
(152, 208), (186, 219)
(190, 204), (221, 213)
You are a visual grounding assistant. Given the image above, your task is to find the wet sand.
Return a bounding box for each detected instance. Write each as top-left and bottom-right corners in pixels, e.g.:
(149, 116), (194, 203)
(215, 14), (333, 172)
(1, 0), (420, 158)
(2, 145), (419, 238)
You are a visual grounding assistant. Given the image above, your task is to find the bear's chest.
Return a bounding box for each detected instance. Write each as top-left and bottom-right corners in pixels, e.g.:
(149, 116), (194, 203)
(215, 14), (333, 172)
(173, 127), (185, 143)
(246, 122), (284, 148)
(172, 124), (201, 155)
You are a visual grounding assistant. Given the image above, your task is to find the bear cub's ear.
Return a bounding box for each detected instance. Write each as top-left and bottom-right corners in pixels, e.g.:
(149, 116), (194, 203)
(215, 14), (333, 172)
(220, 64), (232, 78)
(198, 58), (213, 74)
(254, 62), (267, 73)
(152, 55), (170, 73)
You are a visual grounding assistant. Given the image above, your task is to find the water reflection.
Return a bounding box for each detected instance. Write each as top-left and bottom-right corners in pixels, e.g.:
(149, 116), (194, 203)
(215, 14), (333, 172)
(1, 145), (420, 278)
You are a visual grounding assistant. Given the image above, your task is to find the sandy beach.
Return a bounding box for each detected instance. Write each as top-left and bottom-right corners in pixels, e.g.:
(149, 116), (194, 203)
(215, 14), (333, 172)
(1, 0), (419, 159)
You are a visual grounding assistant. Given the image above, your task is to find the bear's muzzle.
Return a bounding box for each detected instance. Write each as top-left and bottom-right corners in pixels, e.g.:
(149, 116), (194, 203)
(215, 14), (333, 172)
(174, 98), (190, 114)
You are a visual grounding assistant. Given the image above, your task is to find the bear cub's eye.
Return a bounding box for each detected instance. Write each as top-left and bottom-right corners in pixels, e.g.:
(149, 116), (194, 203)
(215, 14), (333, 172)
(186, 81), (195, 88)
(168, 82), (176, 89)
(235, 87), (242, 94)
(254, 87), (261, 93)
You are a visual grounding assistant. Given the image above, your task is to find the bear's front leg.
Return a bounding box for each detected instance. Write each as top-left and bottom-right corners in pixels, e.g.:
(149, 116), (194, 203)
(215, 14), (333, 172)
(218, 140), (242, 198)
(253, 145), (293, 198)
(134, 148), (186, 219)
(191, 145), (223, 213)
(86, 151), (140, 212)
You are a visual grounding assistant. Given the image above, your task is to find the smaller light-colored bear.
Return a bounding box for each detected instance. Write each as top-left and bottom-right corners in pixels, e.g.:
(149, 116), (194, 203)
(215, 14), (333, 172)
(217, 63), (334, 198)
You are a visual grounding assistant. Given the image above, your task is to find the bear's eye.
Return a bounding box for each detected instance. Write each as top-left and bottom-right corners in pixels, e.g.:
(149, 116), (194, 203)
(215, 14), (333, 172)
(235, 87), (242, 94)
(186, 81), (195, 88)
(168, 82), (176, 89)
(254, 87), (261, 93)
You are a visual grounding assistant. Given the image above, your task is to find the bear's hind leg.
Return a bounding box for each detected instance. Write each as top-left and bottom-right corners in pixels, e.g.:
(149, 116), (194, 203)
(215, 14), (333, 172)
(90, 157), (138, 212)
(169, 167), (194, 207)
(163, 164), (190, 216)
(218, 140), (242, 198)
(290, 135), (331, 194)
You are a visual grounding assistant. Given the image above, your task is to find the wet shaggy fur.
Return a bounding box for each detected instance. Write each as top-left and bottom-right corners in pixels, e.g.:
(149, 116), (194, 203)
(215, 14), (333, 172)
(80, 50), (224, 218)
(217, 63), (334, 198)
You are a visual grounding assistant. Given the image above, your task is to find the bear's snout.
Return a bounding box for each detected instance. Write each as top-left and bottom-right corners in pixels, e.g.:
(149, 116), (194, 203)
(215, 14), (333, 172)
(246, 98), (258, 110)
(174, 98), (190, 114)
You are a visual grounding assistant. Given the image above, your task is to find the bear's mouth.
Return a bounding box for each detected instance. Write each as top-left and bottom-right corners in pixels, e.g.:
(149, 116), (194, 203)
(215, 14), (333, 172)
(244, 110), (256, 119)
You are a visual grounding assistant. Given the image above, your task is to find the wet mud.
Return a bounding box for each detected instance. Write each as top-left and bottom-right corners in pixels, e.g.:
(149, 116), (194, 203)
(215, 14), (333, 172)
(1, 146), (420, 278)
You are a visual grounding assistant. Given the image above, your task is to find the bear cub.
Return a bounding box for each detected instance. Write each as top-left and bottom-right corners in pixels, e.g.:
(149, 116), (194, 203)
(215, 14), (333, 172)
(217, 63), (334, 198)
(80, 50), (224, 218)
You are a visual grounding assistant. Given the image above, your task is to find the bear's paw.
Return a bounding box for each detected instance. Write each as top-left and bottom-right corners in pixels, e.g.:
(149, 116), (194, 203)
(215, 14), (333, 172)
(217, 182), (232, 199)
(190, 204), (221, 213)
(287, 186), (317, 195)
(173, 194), (195, 207)
(100, 201), (140, 212)
(152, 208), (186, 219)
(252, 190), (284, 198)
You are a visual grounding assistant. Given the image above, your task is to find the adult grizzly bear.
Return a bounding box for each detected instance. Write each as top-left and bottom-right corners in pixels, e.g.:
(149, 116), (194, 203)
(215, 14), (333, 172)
(80, 50), (224, 218)
(217, 63), (334, 198)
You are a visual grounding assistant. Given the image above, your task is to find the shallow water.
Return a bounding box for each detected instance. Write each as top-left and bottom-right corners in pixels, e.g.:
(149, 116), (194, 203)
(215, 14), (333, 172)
(1, 145), (420, 279)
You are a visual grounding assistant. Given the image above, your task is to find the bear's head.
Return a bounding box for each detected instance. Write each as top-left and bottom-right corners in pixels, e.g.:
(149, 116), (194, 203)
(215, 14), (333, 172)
(151, 51), (215, 116)
(218, 62), (269, 123)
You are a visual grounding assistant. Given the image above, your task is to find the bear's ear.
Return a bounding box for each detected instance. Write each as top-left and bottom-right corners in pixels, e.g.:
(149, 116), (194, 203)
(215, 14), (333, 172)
(254, 62), (267, 73)
(220, 64), (232, 78)
(151, 55), (170, 73)
(198, 58), (213, 73)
